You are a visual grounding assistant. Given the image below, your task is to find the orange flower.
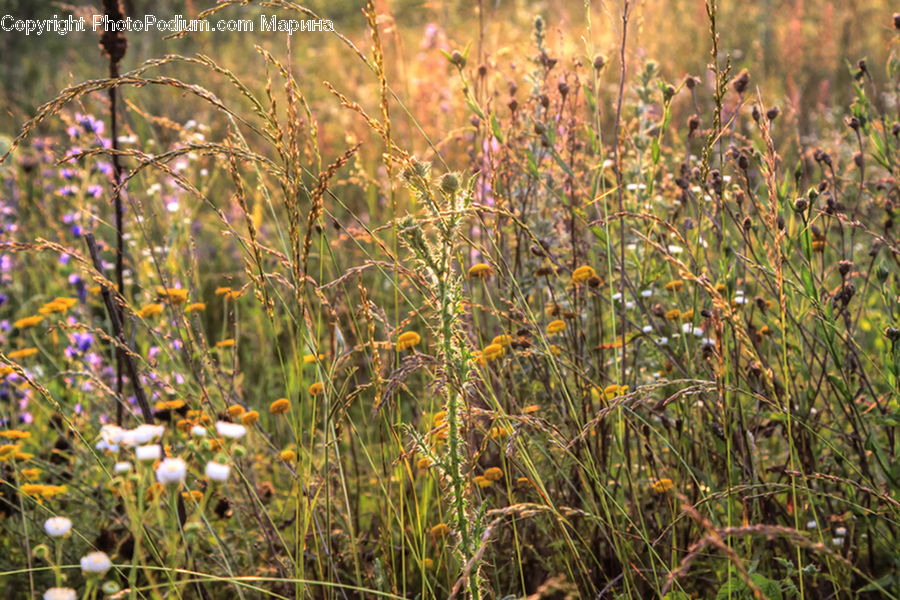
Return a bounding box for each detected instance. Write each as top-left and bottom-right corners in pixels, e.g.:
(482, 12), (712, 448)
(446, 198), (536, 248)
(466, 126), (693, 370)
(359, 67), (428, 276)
(216, 339), (236, 348)
(185, 302), (206, 313)
(430, 523), (450, 541)
(280, 449), (296, 462)
(651, 478), (674, 494)
(546, 320), (566, 335)
(226, 404), (245, 418)
(138, 303), (164, 318)
(269, 398), (290, 414)
(572, 265), (596, 284)
(396, 331), (421, 351)
(484, 467), (503, 481)
(13, 315), (43, 329)
(156, 287), (189, 304)
(8, 348), (38, 359)
(240, 410), (259, 426)
(467, 263), (493, 278)
(664, 280), (684, 292)
(309, 382), (324, 396)
(491, 334), (512, 347)
(474, 475), (493, 488)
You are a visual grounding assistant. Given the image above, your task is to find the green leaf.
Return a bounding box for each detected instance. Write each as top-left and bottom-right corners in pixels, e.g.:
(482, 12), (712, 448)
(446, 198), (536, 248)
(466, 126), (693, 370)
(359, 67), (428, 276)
(490, 113), (505, 144)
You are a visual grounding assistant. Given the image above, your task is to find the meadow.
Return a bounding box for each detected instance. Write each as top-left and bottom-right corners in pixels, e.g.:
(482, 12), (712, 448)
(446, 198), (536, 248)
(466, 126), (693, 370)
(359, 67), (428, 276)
(2, 0), (900, 598)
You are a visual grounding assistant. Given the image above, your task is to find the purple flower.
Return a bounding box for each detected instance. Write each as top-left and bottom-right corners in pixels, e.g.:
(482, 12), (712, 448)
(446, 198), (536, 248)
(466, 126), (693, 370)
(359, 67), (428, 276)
(73, 332), (93, 352)
(87, 185), (103, 198)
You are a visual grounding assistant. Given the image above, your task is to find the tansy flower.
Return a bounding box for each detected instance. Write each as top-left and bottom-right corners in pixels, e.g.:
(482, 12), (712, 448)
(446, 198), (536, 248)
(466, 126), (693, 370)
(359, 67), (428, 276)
(8, 348), (38, 359)
(216, 339), (236, 348)
(0, 444), (18, 460)
(280, 449), (296, 462)
(156, 287), (188, 304)
(185, 302), (206, 313)
(430, 523), (450, 541)
(681, 309), (694, 322)
(604, 384), (629, 400)
(546, 320), (566, 335)
(417, 457), (433, 470)
(308, 382), (324, 396)
(138, 303), (164, 318)
(240, 410), (259, 426)
(548, 344), (562, 355)
(155, 457), (188, 485)
(0, 366), (14, 378)
(0, 430), (30, 440)
(13, 315), (43, 329)
(572, 265), (596, 284)
(491, 334), (512, 347)
(467, 263), (493, 278)
(483, 343), (505, 362)
(269, 398), (290, 414)
(489, 426), (511, 439)
(224, 289), (242, 301)
(205, 461), (230, 482)
(664, 309), (681, 321)
(651, 478), (674, 494)
(665, 280), (684, 292)
(43, 588), (76, 600)
(522, 404), (540, 414)
(21, 467), (41, 480)
(484, 467), (503, 481)
(432, 411), (447, 426)
(182, 490), (204, 502)
(516, 477), (534, 487)
(396, 331), (421, 351)
(226, 404), (245, 418)
(215, 421), (247, 439)
(474, 475), (493, 488)
(44, 516), (72, 537)
(303, 353), (325, 364)
(39, 301), (69, 315)
(214, 286), (232, 296)
(80, 551), (112, 575)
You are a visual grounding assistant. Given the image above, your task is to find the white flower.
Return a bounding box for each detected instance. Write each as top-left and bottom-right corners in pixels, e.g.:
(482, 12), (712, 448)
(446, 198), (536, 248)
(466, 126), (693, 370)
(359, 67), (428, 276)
(191, 425), (206, 437)
(96, 424), (125, 452)
(114, 461), (132, 474)
(205, 461), (231, 482)
(43, 588), (76, 600)
(667, 245), (683, 254)
(43, 516), (72, 537)
(126, 424), (165, 446)
(807, 520), (818, 529)
(640, 289), (653, 298)
(642, 325), (653, 333)
(155, 458), (188, 485)
(835, 526), (847, 537)
(832, 537), (843, 547)
(215, 421), (247, 439)
(135, 444), (161, 462)
(80, 551), (112, 574)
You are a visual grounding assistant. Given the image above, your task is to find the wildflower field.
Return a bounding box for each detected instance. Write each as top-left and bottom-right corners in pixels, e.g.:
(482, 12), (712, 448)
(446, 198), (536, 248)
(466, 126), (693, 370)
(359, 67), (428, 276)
(3, 0), (900, 597)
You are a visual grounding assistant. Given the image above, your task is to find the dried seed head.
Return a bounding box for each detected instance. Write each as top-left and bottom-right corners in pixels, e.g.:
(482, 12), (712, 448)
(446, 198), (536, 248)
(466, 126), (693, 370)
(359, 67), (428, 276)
(685, 75), (700, 89)
(766, 106), (780, 121)
(846, 116), (860, 131)
(886, 327), (900, 342)
(742, 216), (752, 231)
(477, 64), (487, 77)
(732, 68), (750, 94)
(508, 98), (518, 112)
(751, 105), (761, 122)
(838, 260), (853, 277)
(539, 94), (550, 109)
(793, 197), (808, 213)
(557, 76), (569, 97)
(688, 114), (701, 134)
(440, 173), (459, 194)
(892, 122), (900, 137)
(894, 13), (900, 29)
(853, 152), (863, 168)
(450, 50), (466, 68)
(593, 54), (606, 70)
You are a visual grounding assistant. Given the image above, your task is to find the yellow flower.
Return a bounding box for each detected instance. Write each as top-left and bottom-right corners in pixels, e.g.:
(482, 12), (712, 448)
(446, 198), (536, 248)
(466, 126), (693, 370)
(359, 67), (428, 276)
(8, 348), (38, 360)
(522, 404), (540, 414)
(280, 449), (296, 462)
(651, 478), (674, 494)
(665, 280), (684, 292)
(396, 331), (421, 351)
(309, 382), (324, 396)
(156, 287), (189, 304)
(182, 490), (204, 502)
(54, 297), (78, 308)
(20, 467), (41, 480)
(430, 523), (450, 541)
(39, 301), (69, 315)
(226, 404), (245, 418)
(490, 426), (511, 439)
(0, 444), (18, 460)
(484, 467), (503, 481)
(483, 343), (505, 362)
(467, 263), (493, 278)
(423, 558), (434, 569)
(548, 344), (562, 355)
(474, 475), (493, 488)
(185, 302), (206, 313)
(240, 410), (259, 426)
(432, 411), (447, 426)
(0, 430), (30, 440)
(0, 366), (14, 378)
(417, 456), (433, 470)
(516, 477), (534, 487)
(303, 353), (325, 364)
(138, 303), (164, 318)
(15, 451), (33, 461)
(269, 398), (290, 415)
(225, 289), (242, 301)
(664, 309), (681, 321)
(604, 384), (629, 400)
(214, 286), (233, 296)
(491, 334), (512, 347)
(546, 320), (566, 335)
(572, 265), (596, 284)
(681, 309), (694, 322)
(216, 339), (236, 348)
(13, 315), (43, 329)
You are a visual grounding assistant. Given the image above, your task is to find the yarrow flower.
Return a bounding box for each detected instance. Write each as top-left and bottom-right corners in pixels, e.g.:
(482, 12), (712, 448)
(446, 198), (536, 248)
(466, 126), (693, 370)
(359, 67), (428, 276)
(135, 444), (161, 462)
(215, 421), (247, 439)
(43, 588), (76, 600)
(205, 461), (231, 482)
(80, 551), (112, 575)
(155, 457), (188, 484)
(43, 516), (73, 537)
